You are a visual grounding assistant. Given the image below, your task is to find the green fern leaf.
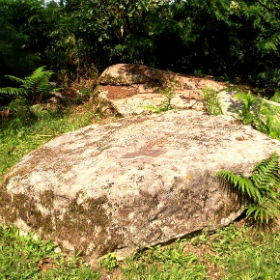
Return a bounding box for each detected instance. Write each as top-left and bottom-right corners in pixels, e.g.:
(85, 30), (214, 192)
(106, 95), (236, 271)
(216, 152), (280, 224)
(0, 87), (27, 96)
(246, 201), (279, 224)
(253, 152), (279, 173)
(252, 153), (280, 190)
(22, 66), (53, 97)
(4, 75), (24, 84)
(1, 66), (53, 102)
(216, 170), (261, 201)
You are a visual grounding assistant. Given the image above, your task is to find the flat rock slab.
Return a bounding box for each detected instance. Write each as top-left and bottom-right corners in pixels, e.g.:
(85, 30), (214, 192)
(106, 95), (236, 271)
(98, 64), (226, 115)
(1, 111), (280, 261)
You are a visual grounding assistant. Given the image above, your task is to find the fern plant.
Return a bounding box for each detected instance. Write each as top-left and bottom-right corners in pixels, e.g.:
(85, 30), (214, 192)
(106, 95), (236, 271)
(0, 66), (54, 105)
(216, 153), (280, 224)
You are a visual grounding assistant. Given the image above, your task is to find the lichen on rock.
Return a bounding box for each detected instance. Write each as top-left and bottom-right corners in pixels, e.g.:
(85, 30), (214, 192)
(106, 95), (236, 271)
(1, 110), (280, 261)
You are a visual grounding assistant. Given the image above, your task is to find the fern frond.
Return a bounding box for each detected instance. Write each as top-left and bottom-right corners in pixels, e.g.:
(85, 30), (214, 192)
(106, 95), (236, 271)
(24, 76), (44, 91)
(0, 87), (27, 96)
(217, 152), (280, 224)
(22, 66), (53, 97)
(1, 66), (54, 112)
(252, 152), (280, 190)
(31, 66), (53, 81)
(4, 75), (24, 84)
(252, 152), (279, 173)
(37, 77), (53, 95)
(245, 201), (279, 224)
(216, 170), (261, 201)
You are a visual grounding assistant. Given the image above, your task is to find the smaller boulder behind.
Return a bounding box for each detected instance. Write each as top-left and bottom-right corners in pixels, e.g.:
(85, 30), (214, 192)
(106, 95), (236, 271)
(97, 64), (227, 115)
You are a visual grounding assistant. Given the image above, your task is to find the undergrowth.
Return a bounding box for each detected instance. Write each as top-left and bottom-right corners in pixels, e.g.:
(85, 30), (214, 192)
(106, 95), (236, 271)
(0, 226), (101, 280)
(0, 107), (97, 178)
(190, 224), (280, 279)
(120, 242), (206, 280)
(2, 222), (280, 279)
(236, 90), (280, 140)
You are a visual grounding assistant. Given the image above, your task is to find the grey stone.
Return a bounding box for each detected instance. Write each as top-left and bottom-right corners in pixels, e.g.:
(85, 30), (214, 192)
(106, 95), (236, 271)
(1, 110), (280, 261)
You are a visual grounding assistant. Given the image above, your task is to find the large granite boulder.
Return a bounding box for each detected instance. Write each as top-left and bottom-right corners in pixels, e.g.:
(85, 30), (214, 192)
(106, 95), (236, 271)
(97, 64), (227, 115)
(1, 110), (280, 261)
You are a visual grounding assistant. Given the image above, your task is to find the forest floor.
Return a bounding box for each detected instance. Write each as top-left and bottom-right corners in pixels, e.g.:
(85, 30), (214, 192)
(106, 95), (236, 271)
(1, 101), (280, 280)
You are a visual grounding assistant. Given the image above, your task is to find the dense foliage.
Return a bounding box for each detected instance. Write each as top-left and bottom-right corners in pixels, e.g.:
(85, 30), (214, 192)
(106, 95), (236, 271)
(0, 0), (279, 94)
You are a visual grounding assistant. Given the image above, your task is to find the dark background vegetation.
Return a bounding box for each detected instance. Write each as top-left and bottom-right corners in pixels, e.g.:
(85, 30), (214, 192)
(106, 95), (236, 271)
(0, 0), (280, 94)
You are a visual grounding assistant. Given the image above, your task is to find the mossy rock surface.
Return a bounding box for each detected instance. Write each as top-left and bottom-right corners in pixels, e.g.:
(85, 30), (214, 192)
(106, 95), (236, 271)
(2, 110), (280, 261)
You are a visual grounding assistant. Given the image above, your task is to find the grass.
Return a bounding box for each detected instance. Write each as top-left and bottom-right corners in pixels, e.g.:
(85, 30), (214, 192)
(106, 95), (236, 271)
(120, 242), (207, 280)
(197, 224), (280, 280)
(0, 226), (101, 280)
(1, 221), (280, 279)
(203, 88), (223, 116)
(0, 106), (98, 178)
(1, 102), (280, 279)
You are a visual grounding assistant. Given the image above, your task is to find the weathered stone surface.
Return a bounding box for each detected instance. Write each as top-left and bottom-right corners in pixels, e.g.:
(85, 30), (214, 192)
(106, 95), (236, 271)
(98, 64), (226, 115)
(98, 64), (164, 85)
(218, 90), (243, 117)
(1, 110), (280, 261)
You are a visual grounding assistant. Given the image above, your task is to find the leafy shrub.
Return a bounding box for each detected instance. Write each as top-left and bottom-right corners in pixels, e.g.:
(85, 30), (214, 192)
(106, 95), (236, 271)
(1, 0), (280, 91)
(157, 75), (178, 112)
(216, 153), (280, 224)
(253, 103), (280, 139)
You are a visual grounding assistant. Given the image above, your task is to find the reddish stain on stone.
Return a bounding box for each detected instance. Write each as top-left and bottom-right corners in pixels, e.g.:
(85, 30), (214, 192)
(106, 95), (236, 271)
(103, 86), (137, 100)
(123, 149), (165, 158)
